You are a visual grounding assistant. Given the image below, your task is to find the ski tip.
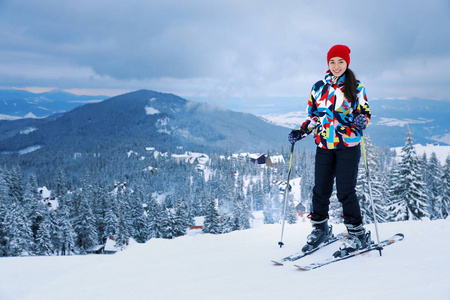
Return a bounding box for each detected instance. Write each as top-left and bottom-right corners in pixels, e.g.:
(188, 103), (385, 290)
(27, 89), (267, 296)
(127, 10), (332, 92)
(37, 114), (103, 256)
(294, 265), (311, 271)
(391, 233), (405, 242)
(396, 233), (405, 239)
(380, 233), (405, 248)
(271, 260), (284, 266)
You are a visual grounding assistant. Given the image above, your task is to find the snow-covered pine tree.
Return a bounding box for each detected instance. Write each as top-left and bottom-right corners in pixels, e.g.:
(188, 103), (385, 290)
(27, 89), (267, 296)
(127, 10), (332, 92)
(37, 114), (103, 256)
(0, 168), (9, 256)
(58, 201), (76, 255)
(91, 185), (109, 244)
(299, 150), (314, 208)
(55, 169), (67, 199)
(99, 189), (118, 243)
(263, 193), (275, 224)
(203, 198), (221, 234)
(440, 156), (450, 219)
(114, 210), (130, 249)
(147, 196), (163, 239)
(1, 202), (33, 256)
(120, 186), (133, 233)
(218, 170), (234, 213)
(4, 166), (24, 204)
(238, 192), (251, 230)
(23, 174), (46, 245)
(286, 193), (298, 224)
(389, 127), (430, 220)
(252, 181), (264, 212)
(129, 189), (150, 243)
(35, 212), (54, 256)
(386, 160), (405, 221)
(72, 188), (98, 254)
(220, 212), (239, 234)
(47, 210), (61, 254)
(190, 171), (207, 215)
(190, 178), (207, 216)
(328, 191), (342, 224)
(160, 208), (176, 239)
(268, 183), (283, 223)
(175, 196), (193, 233)
(246, 185), (254, 211)
(171, 201), (188, 238)
(233, 169), (251, 230)
(189, 193), (201, 217)
(24, 174), (40, 211)
(103, 206), (119, 241)
(423, 152), (443, 219)
(220, 189), (242, 233)
(113, 185), (131, 247)
(356, 135), (389, 223)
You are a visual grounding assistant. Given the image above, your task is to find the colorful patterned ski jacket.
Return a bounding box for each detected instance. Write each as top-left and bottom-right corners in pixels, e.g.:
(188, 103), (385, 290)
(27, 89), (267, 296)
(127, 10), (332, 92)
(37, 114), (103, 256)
(297, 70), (371, 149)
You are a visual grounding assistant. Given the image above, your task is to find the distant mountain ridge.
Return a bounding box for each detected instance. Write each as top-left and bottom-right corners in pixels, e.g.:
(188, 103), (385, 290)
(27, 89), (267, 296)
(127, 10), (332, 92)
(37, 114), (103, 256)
(0, 89), (289, 156)
(0, 88), (107, 119)
(3, 89), (446, 153)
(261, 98), (450, 147)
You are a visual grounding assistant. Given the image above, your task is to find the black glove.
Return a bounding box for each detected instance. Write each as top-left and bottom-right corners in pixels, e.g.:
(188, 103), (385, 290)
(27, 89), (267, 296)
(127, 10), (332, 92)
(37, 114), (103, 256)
(288, 130), (301, 144)
(354, 114), (367, 130)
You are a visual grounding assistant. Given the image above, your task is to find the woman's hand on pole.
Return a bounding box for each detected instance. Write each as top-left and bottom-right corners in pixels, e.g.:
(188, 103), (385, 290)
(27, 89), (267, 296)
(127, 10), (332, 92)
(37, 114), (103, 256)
(353, 114), (367, 130)
(288, 130), (301, 144)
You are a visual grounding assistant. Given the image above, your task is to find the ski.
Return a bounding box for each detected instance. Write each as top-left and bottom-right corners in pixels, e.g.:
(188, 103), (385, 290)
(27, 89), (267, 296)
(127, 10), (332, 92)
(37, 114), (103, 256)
(271, 232), (347, 265)
(294, 233), (404, 271)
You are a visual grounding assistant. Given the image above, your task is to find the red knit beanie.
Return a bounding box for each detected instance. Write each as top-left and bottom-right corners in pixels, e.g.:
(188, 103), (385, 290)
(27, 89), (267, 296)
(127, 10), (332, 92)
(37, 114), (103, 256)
(327, 45), (351, 66)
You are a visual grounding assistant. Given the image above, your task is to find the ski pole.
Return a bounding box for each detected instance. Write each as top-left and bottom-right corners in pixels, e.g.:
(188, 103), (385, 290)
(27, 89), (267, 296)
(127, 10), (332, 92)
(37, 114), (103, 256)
(360, 129), (382, 256)
(278, 142), (295, 248)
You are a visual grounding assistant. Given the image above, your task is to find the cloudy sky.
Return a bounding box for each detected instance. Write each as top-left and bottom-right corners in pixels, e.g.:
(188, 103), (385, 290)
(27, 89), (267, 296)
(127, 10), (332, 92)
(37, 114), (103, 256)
(1, 0), (449, 114)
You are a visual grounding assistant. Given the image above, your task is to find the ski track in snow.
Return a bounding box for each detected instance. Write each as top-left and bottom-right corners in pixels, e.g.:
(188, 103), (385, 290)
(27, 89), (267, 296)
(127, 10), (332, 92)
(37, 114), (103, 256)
(0, 219), (449, 300)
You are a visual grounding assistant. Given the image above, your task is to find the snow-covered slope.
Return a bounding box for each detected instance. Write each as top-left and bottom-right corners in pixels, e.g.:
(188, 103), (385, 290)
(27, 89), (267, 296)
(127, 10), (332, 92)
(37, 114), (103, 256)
(0, 114), (22, 121)
(0, 219), (449, 300)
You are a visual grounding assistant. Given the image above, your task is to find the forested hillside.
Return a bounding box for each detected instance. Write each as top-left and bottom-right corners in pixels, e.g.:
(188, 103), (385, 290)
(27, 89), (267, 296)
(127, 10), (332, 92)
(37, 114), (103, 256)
(1, 127), (448, 257)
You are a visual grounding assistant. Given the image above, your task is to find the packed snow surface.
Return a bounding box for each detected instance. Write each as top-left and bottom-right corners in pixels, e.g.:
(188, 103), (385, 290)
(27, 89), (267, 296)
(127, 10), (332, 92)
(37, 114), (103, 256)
(0, 219), (449, 300)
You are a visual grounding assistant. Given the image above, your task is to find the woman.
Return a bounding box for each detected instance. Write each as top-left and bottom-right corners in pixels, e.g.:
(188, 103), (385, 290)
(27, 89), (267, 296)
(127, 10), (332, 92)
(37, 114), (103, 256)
(288, 44), (371, 257)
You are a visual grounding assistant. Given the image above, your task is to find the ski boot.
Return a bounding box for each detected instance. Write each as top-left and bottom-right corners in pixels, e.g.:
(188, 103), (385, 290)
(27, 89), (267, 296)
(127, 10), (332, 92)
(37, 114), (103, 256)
(302, 219), (332, 253)
(333, 224), (372, 258)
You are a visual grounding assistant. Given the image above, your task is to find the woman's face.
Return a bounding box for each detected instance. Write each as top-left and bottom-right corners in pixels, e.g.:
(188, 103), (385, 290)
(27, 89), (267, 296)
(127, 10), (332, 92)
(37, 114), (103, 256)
(328, 57), (347, 77)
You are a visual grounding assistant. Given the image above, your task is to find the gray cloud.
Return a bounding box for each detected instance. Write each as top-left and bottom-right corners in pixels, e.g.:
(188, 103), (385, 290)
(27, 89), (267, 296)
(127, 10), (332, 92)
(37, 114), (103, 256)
(0, 0), (449, 109)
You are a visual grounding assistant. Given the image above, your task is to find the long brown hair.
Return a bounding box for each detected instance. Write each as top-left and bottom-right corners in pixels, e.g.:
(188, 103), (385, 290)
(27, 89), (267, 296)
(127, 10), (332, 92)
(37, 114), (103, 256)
(343, 68), (357, 104)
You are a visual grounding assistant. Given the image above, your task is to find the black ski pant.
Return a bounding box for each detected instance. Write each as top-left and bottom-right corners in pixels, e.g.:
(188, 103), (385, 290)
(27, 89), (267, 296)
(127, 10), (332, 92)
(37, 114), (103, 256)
(310, 145), (362, 226)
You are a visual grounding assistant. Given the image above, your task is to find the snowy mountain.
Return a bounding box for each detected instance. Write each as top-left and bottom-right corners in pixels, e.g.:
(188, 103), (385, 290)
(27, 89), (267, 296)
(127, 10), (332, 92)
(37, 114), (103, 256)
(0, 219), (448, 300)
(0, 89), (289, 156)
(261, 98), (450, 147)
(0, 114), (22, 121)
(0, 88), (107, 118)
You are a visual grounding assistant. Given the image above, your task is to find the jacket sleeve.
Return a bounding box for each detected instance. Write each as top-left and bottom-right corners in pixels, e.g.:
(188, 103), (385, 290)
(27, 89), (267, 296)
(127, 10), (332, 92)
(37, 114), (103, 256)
(297, 85), (319, 139)
(354, 81), (371, 127)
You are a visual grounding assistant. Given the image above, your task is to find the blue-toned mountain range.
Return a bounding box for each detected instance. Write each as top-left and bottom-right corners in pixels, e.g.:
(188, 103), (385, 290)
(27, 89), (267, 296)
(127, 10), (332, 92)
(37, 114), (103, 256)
(0, 89), (289, 156)
(0, 89), (107, 119)
(1, 89), (448, 161)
